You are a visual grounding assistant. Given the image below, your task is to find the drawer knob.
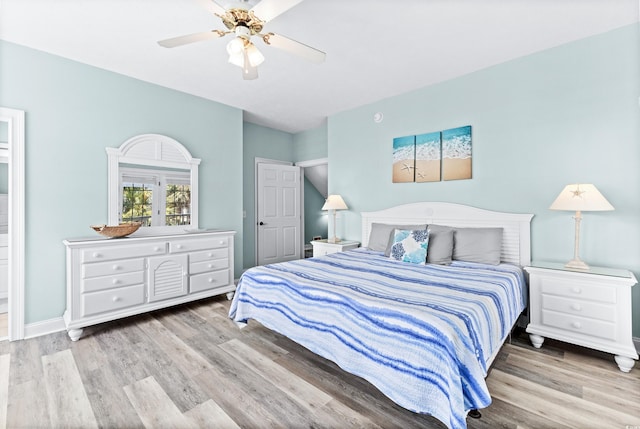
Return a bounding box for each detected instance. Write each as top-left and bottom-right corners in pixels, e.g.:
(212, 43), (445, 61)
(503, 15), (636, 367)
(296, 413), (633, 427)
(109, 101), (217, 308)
(112, 279), (120, 285)
(176, 244), (183, 249)
(571, 303), (582, 311)
(571, 321), (582, 329)
(93, 252), (102, 258)
(571, 287), (582, 294)
(207, 253), (213, 257)
(112, 264), (120, 271)
(112, 296), (121, 302)
(208, 264), (213, 268)
(208, 278), (214, 283)
(153, 246), (161, 252)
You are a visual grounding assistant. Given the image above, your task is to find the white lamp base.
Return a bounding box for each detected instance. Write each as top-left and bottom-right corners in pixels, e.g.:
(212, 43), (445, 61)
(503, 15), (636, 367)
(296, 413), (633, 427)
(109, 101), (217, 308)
(565, 258), (589, 270)
(328, 237), (341, 244)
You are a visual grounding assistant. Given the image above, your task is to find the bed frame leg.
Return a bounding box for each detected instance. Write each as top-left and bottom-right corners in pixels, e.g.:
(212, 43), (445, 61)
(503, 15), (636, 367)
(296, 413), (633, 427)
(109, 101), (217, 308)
(468, 409), (482, 419)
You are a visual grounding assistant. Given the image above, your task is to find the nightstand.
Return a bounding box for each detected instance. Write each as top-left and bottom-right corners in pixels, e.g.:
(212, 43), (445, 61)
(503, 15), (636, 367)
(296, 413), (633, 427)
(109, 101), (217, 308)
(310, 240), (360, 257)
(525, 261), (638, 372)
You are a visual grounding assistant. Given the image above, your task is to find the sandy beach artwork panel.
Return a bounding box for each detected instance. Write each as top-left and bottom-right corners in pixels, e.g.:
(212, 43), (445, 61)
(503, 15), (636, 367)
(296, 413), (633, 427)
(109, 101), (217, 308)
(415, 131), (441, 182)
(442, 125), (472, 181)
(392, 135), (416, 183)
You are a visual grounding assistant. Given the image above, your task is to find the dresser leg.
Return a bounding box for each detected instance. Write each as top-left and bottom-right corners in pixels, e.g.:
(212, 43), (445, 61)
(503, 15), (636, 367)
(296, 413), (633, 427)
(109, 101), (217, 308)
(226, 291), (235, 300)
(614, 355), (635, 373)
(529, 334), (544, 349)
(68, 328), (83, 342)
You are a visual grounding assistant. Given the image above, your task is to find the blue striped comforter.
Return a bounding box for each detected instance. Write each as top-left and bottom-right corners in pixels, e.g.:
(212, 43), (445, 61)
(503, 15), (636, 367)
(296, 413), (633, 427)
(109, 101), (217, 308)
(229, 248), (526, 429)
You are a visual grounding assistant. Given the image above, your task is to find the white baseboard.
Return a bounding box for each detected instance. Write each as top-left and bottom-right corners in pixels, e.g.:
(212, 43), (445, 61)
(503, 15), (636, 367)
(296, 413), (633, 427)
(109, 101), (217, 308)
(24, 316), (66, 340)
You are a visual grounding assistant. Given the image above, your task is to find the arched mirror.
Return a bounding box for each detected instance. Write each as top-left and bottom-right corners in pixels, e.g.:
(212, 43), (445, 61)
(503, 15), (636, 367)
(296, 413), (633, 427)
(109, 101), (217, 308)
(107, 134), (200, 235)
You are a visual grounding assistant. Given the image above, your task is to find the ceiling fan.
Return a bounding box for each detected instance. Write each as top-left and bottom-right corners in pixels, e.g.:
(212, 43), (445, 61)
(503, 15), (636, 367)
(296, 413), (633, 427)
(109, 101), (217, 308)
(157, 0), (325, 80)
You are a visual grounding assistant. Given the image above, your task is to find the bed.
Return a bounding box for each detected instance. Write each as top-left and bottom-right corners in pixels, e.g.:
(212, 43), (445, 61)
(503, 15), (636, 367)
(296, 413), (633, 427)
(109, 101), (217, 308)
(230, 202), (533, 429)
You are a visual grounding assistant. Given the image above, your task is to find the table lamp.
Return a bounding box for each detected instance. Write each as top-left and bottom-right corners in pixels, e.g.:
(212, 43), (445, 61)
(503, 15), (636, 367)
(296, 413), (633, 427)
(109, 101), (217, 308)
(322, 194), (348, 243)
(549, 184), (614, 270)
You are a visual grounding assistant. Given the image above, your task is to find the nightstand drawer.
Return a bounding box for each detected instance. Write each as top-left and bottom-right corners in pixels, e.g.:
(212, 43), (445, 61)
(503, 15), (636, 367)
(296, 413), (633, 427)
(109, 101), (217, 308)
(540, 278), (616, 303)
(541, 310), (616, 341)
(541, 295), (615, 322)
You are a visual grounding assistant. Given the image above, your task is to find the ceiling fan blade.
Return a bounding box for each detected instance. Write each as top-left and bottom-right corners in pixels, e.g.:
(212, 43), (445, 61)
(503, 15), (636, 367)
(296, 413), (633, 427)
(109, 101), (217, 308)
(262, 33), (325, 64)
(158, 30), (225, 48)
(196, 0), (227, 16)
(251, 0), (303, 22)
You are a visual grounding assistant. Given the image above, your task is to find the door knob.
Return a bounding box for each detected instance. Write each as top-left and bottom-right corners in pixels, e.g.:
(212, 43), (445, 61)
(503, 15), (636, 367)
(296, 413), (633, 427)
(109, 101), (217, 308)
(259, 221), (265, 225)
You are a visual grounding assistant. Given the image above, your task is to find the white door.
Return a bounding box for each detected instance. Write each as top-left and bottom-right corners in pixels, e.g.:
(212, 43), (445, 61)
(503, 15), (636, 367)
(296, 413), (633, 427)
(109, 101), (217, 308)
(257, 163), (302, 265)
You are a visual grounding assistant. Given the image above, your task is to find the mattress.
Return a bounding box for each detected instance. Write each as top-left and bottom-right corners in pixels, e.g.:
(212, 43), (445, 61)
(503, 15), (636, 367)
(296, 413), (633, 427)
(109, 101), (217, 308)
(229, 248), (526, 429)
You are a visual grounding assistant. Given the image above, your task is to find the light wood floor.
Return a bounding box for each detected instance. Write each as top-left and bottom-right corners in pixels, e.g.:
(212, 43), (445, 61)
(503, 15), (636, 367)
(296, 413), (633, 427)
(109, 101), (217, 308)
(0, 296), (638, 429)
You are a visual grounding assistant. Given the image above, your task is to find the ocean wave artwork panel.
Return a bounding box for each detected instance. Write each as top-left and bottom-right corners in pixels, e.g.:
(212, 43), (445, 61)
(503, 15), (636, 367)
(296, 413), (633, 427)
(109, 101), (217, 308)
(392, 135), (416, 183)
(442, 125), (472, 181)
(415, 131), (441, 182)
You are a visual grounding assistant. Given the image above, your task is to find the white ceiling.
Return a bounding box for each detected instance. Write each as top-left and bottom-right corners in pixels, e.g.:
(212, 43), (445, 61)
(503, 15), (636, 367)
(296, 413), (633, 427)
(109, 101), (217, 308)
(1, 0), (638, 134)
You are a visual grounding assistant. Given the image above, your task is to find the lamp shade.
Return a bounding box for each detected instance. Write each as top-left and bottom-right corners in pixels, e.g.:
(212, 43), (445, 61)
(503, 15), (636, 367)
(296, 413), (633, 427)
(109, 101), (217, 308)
(322, 194), (348, 211)
(549, 184), (614, 212)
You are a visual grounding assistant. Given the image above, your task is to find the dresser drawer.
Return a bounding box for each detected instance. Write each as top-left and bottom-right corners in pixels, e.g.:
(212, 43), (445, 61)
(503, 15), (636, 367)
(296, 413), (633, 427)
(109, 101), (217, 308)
(190, 258), (229, 275)
(539, 277), (616, 303)
(189, 248), (228, 264)
(541, 295), (615, 322)
(82, 258), (144, 279)
(81, 284), (145, 317)
(81, 243), (165, 263)
(82, 271), (144, 293)
(190, 269), (230, 293)
(169, 236), (229, 254)
(541, 310), (616, 341)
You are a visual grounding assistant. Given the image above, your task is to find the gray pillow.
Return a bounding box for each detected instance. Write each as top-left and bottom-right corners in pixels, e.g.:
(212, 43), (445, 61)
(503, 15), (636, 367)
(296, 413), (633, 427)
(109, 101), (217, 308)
(453, 227), (503, 265)
(367, 223), (427, 253)
(426, 224), (454, 265)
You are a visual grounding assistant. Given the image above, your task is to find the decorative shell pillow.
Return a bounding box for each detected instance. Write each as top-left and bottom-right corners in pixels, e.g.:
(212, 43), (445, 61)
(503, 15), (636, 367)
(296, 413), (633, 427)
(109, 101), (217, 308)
(388, 228), (429, 264)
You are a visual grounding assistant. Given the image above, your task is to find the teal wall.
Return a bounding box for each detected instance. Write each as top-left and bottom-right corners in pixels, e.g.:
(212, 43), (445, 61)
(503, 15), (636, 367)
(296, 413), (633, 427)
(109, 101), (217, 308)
(294, 124), (329, 243)
(242, 122), (294, 269)
(293, 124), (328, 161)
(328, 24), (640, 336)
(302, 178), (326, 243)
(0, 41), (244, 324)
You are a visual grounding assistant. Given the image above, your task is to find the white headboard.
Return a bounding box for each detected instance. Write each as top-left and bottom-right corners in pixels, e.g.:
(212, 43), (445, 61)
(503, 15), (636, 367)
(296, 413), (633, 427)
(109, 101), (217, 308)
(361, 202), (534, 266)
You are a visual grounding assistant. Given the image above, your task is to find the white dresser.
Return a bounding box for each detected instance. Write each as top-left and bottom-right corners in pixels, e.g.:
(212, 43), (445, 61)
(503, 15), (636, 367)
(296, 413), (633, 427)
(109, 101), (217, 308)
(63, 230), (235, 341)
(525, 262), (638, 372)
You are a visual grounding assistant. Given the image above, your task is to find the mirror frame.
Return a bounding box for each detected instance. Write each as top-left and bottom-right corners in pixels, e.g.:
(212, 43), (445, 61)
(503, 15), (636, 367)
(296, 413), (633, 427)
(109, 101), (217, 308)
(107, 134), (200, 235)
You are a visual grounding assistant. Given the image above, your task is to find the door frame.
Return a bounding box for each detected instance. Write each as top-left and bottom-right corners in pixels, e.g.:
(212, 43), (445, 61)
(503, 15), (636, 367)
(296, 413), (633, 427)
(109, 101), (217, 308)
(254, 157), (304, 265)
(0, 107), (25, 341)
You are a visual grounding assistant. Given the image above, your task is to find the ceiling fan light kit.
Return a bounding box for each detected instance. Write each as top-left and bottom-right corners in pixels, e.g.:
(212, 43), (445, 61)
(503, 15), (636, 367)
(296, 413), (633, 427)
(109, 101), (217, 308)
(157, 0), (325, 80)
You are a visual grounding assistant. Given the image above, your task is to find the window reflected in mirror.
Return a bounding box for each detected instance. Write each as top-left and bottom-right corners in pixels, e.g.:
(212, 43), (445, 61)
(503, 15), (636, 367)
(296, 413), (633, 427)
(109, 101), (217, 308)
(120, 167), (191, 227)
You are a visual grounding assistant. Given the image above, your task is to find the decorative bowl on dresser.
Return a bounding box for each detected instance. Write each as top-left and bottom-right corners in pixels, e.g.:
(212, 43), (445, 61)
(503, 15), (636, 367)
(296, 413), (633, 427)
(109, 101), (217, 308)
(63, 230), (235, 341)
(90, 222), (142, 238)
(525, 261), (638, 372)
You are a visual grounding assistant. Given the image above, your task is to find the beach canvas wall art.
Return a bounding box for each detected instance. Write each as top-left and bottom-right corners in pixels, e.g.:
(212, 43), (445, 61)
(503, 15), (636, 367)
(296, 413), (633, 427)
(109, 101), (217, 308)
(392, 135), (416, 183)
(415, 131), (441, 182)
(442, 126), (472, 181)
(392, 125), (472, 183)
